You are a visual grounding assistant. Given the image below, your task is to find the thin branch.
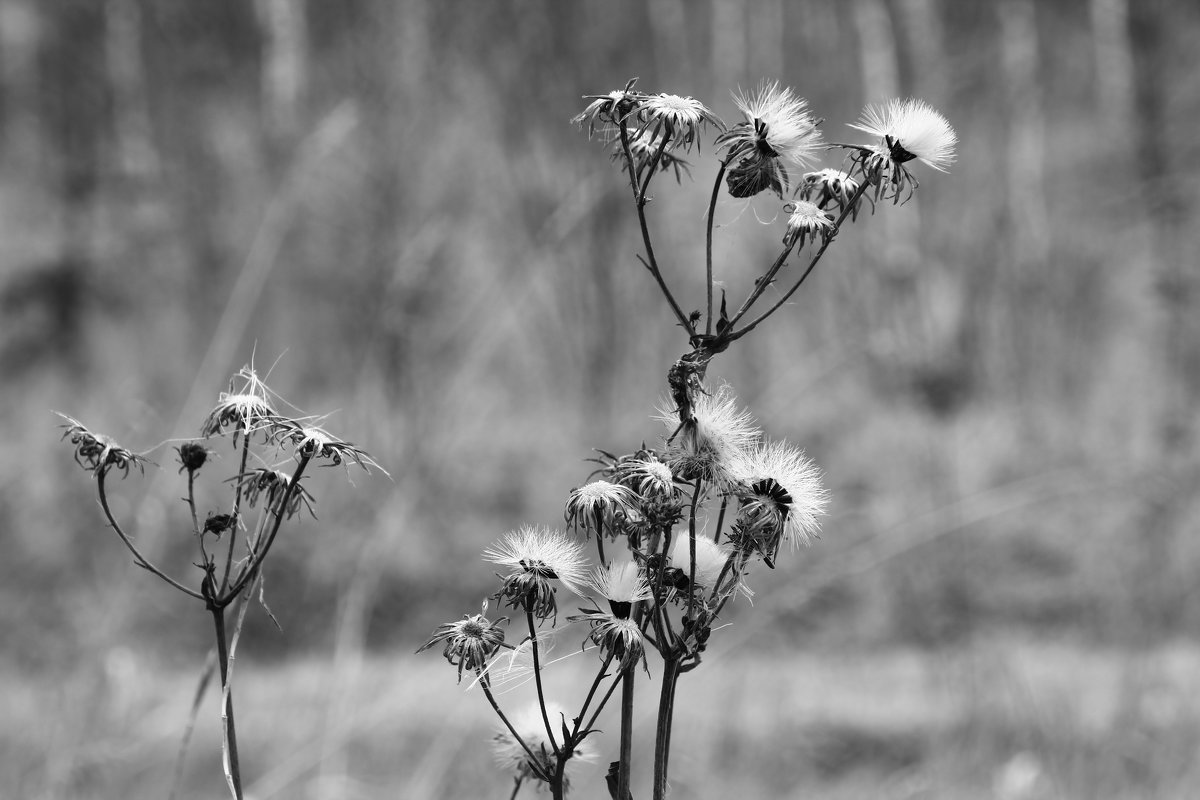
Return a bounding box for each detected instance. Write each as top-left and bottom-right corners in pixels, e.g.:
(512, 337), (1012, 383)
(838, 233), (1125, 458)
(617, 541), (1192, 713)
(728, 179), (871, 342)
(705, 163), (728, 336)
(96, 472), (204, 600)
(618, 120), (696, 338)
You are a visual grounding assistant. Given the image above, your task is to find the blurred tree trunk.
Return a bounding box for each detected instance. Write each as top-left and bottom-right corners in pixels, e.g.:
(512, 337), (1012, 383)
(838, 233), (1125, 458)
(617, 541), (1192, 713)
(997, 0), (1049, 402)
(1126, 0), (1195, 635)
(1090, 0), (1135, 143)
(34, 0), (109, 371)
(896, 0), (948, 100)
(254, 0), (307, 155)
(710, 0), (747, 94)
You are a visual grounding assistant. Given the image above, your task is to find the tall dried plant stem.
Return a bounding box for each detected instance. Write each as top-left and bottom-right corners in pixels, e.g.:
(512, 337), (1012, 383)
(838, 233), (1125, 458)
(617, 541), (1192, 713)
(211, 605), (244, 800)
(616, 664), (636, 800)
(652, 657), (682, 800)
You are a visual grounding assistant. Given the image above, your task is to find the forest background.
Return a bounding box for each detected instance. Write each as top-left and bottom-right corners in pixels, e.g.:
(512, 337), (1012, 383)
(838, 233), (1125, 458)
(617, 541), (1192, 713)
(3, 1), (1199, 798)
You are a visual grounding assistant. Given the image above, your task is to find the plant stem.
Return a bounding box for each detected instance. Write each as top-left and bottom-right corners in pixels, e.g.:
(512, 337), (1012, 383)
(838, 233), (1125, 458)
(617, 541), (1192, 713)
(480, 676), (553, 784)
(618, 121), (695, 338)
(705, 163), (728, 336)
(617, 664), (635, 800)
(685, 479), (702, 621)
(526, 609), (559, 754)
(728, 179), (871, 342)
(211, 605), (244, 800)
(652, 657), (682, 800)
(222, 454), (311, 603)
(96, 472), (204, 600)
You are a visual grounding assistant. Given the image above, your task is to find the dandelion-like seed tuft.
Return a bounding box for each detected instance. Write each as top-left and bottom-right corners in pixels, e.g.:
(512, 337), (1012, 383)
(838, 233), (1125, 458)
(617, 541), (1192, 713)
(717, 82), (822, 198)
(657, 385), (761, 486)
(845, 98), (956, 203)
(728, 440), (828, 563)
(485, 526), (590, 622)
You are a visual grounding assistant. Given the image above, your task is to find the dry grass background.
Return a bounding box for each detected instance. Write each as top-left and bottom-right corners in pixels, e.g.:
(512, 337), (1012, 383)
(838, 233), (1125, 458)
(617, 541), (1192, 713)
(3, 0), (1200, 797)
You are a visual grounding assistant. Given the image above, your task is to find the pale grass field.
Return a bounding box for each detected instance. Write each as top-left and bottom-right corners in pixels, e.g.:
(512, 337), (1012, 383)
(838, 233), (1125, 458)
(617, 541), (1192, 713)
(10, 638), (1200, 799)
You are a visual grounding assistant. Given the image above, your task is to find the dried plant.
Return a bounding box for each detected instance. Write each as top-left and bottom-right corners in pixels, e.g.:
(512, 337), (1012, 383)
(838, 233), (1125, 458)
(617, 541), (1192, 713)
(420, 77), (955, 799)
(57, 364), (380, 800)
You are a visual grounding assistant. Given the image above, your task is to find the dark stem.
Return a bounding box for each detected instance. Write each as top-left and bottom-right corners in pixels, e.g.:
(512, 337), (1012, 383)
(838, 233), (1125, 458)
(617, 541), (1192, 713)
(526, 609), (559, 754)
(480, 675), (554, 784)
(573, 652), (616, 737)
(617, 664), (636, 800)
(728, 180), (871, 342)
(220, 426), (253, 594)
(221, 454), (311, 604)
(652, 658), (683, 800)
(685, 479), (702, 621)
(594, 507), (607, 567)
(705, 163), (729, 336)
(211, 606), (244, 800)
(618, 121), (695, 338)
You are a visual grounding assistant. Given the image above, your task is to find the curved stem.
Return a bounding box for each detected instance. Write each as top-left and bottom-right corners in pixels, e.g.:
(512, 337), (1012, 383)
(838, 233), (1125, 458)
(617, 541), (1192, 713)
(705, 163), (728, 336)
(480, 675), (554, 784)
(96, 472), (205, 600)
(618, 121), (695, 338)
(526, 609), (559, 754)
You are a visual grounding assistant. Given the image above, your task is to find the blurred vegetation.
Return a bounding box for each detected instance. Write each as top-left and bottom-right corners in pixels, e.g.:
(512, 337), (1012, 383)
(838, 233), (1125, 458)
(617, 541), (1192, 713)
(6, 0), (1200, 796)
(2, 0), (1199, 723)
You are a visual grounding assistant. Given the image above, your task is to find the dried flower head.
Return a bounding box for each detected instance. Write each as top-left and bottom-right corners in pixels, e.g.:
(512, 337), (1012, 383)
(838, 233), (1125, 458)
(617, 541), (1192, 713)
(658, 385), (760, 486)
(57, 414), (150, 478)
(729, 440), (827, 563)
(568, 604), (646, 671)
(846, 98), (956, 203)
(272, 419), (380, 473)
(201, 366), (280, 445)
(176, 441), (209, 473)
(783, 200), (834, 249)
(632, 93), (723, 152)
(564, 480), (638, 538)
(611, 453), (677, 500)
(417, 601), (508, 684)
(492, 701), (593, 788)
(228, 468), (316, 519)
(716, 82), (822, 198)
(800, 168), (865, 220)
(485, 526), (590, 622)
(572, 78), (644, 138)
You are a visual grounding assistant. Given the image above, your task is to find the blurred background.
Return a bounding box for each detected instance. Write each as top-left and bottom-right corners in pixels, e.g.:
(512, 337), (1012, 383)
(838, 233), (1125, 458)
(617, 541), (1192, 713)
(3, 0), (1200, 797)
